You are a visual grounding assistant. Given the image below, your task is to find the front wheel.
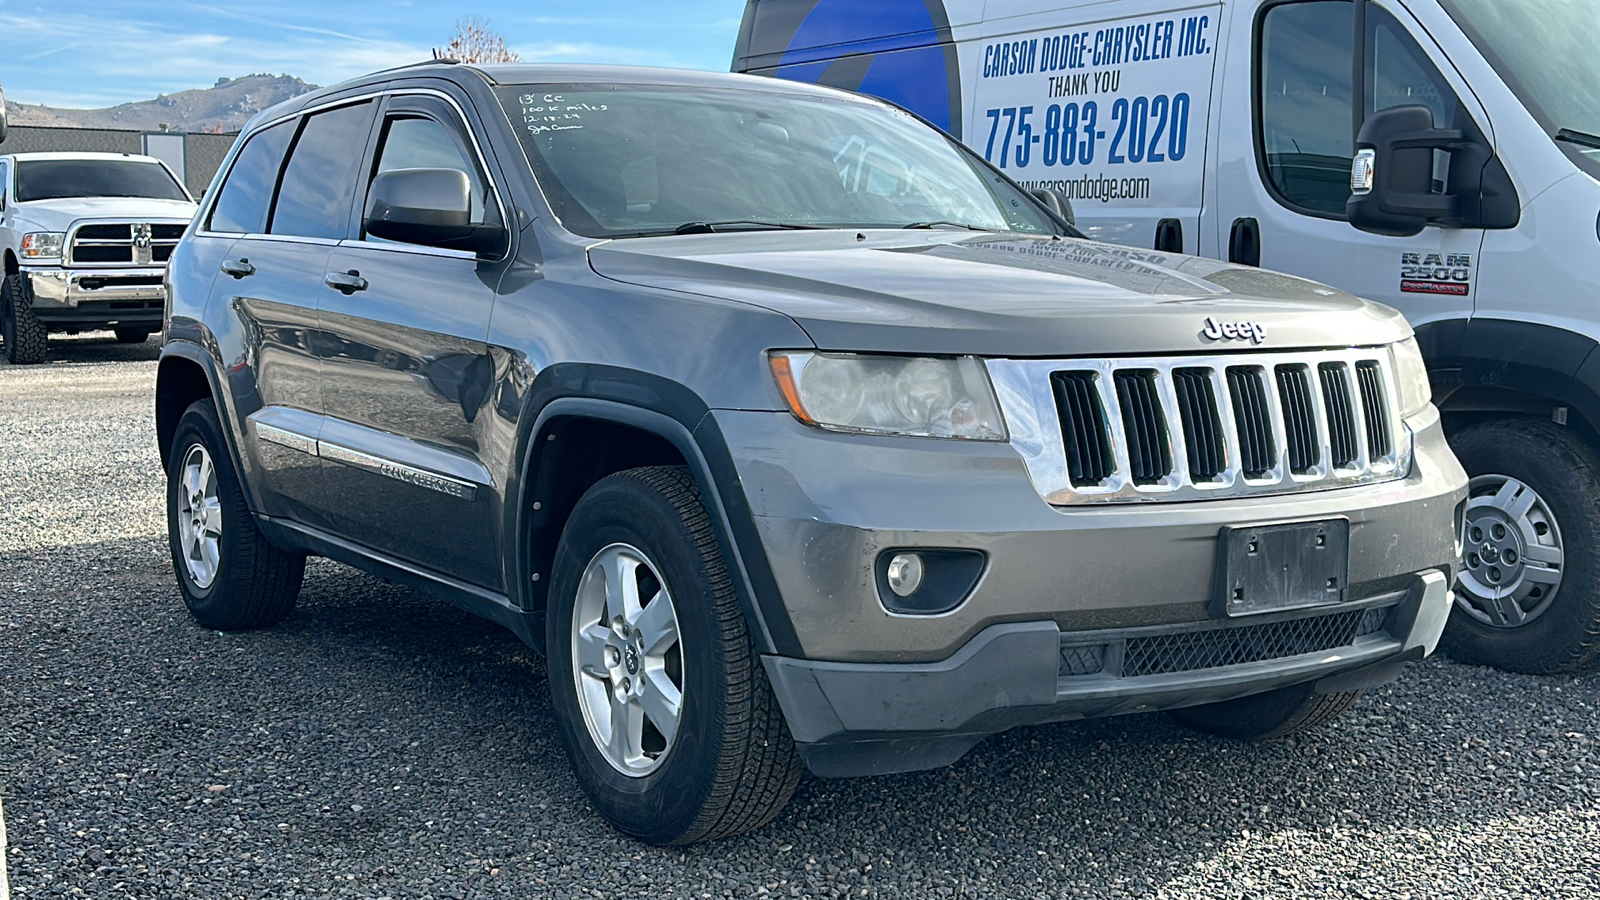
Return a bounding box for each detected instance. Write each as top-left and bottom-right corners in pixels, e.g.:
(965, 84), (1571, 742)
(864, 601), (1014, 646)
(1, 273), (48, 365)
(545, 466), (803, 845)
(1440, 418), (1600, 673)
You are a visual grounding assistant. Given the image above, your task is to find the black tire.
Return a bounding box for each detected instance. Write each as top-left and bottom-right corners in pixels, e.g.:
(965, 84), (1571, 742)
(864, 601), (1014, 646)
(546, 466), (803, 845)
(167, 398), (305, 630)
(1, 273), (48, 365)
(1440, 418), (1600, 673)
(1169, 683), (1362, 740)
(114, 328), (153, 344)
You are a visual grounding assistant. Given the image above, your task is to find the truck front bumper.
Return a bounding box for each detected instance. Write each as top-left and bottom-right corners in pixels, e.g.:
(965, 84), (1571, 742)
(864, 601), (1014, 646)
(21, 266), (166, 327)
(712, 405), (1466, 777)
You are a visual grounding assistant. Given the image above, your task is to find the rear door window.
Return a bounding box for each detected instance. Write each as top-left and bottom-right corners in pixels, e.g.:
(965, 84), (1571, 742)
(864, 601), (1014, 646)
(207, 120), (294, 234)
(269, 101), (377, 240)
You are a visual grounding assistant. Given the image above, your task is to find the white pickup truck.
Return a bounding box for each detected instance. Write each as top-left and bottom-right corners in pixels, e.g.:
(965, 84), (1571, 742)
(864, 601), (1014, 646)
(0, 147), (197, 364)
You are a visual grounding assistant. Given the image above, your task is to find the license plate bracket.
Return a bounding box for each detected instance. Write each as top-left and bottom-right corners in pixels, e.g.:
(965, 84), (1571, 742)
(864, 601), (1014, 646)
(1216, 518), (1349, 617)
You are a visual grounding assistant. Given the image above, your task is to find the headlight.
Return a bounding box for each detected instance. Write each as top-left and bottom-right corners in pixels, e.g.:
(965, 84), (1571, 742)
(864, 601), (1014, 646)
(769, 351), (1007, 440)
(20, 232), (66, 260)
(1390, 336), (1431, 417)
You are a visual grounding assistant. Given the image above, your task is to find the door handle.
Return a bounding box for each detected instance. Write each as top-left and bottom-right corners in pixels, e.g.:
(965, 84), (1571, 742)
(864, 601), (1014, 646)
(324, 270), (369, 295)
(220, 258), (255, 279)
(1228, 217), (1261, 268)
(1154, 218), (1184, 253)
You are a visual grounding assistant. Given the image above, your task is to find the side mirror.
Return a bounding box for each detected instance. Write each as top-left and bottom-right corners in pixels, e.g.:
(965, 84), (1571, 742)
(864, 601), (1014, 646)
(365, 167), (505, 255)
(1347, 105), (1466, 237)
(1030, 187), (1075, 227)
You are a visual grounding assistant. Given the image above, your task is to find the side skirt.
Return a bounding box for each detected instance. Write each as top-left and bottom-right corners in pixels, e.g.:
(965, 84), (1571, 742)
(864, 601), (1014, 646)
(256, 514), (544, 651)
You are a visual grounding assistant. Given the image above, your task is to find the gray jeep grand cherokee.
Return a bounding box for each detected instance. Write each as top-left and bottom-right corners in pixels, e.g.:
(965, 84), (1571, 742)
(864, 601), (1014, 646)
(156, 62), (1466, 844)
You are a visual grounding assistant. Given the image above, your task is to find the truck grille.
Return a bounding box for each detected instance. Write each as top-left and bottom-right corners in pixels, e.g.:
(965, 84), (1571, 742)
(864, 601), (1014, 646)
(67, 223), (185, 267)
(1058, 604), (1393, 679)
(988, 349), (1411, 505)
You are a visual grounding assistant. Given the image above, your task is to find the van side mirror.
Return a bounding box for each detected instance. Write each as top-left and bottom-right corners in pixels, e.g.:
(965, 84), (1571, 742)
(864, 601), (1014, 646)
(1348, 104), (1519, 237)
(365, 167), (505, 256)
(1030, 188), (1075, 227)
(1347, 106), (1462, 237)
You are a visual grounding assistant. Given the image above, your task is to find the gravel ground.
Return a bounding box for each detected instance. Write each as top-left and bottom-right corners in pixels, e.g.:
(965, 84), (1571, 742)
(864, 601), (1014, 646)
(2, 334), (1599, 899)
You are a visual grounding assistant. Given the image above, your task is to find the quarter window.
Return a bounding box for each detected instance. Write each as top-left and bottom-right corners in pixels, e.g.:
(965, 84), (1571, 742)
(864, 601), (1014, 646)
(207, 121), (293, 234)
(269, 101), (376, 240)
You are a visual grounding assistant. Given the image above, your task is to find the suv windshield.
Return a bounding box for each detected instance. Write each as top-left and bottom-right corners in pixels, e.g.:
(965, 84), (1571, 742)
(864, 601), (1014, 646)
(15, 159), (190, 203)
(496, 83), (1057, 238)
(1439, 0), (1600, 168)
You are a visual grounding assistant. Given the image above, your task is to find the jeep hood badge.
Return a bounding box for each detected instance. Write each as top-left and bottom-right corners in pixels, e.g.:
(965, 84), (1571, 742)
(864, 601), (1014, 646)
(1201, 317), (1266, 344)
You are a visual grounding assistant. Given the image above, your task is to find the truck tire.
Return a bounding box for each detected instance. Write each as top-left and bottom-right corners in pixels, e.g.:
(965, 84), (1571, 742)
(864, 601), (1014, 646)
(114, 328), (153, 344)
(1, 273), (48, 365)
(545, 466), (803, 845)
(167, 398), (305, 630)
(1169, 683), (1362, 740)
(1440, 418), (1600, 673)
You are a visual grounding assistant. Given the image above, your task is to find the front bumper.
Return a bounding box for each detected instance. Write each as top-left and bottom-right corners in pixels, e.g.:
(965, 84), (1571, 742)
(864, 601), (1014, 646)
(713, 404), (1466, 776)
(766, 570), (1449, 776)
(21, 266), (167, 325)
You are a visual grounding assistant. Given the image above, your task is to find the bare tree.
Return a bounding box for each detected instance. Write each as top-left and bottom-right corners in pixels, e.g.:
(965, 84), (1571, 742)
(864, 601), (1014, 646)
(434, 17), (522, 64)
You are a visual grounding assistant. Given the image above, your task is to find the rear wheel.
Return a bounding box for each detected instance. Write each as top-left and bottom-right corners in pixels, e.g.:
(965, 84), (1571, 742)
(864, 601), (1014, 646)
(167, 399), (305, 630)
(1441, 418), (1600, 673)
(114, 328), (153, 344)
(1, 273), (48, 365)
(545, 466), (803, 844)
(1170, 683), (1362, 740)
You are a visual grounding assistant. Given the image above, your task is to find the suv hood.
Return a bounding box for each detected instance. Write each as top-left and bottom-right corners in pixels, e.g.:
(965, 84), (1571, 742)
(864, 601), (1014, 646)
(588, 232), (1410, 357)
(11, 197), (197, 232)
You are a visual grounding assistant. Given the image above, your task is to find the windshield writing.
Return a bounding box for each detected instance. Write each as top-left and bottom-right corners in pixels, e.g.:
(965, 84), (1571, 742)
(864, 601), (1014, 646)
(496, 84), (1056, 238)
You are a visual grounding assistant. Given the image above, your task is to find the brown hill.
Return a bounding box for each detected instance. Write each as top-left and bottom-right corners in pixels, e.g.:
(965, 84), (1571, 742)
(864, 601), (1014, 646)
(4, 74), (319, 134)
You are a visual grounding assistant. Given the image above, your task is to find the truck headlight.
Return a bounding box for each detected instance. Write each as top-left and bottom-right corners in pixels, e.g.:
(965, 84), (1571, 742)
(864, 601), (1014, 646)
(1390, 336), (1431, 417)
(20, 232), (66, 260)
(769, 351), (1007, 440)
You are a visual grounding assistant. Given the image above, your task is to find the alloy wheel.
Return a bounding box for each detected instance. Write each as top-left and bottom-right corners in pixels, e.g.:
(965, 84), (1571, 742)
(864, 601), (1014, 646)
(570, 542), (685, 777)
(176, 443), (223, 589)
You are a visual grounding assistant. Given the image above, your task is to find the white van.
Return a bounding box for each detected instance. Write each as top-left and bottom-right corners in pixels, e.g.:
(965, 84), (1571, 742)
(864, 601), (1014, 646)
(735, 0), (1600, 675)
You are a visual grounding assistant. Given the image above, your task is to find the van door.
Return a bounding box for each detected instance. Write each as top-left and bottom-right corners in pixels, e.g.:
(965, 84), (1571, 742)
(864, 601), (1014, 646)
(963, 0), (1223, 252)
(1211, 0), (1486, 329)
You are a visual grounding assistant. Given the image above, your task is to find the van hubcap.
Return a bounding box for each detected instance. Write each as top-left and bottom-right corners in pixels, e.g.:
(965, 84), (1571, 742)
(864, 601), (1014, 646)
(1455, 475), (1563, 628)
(176, 443), (223, 589)
(571, 543), (684, 777)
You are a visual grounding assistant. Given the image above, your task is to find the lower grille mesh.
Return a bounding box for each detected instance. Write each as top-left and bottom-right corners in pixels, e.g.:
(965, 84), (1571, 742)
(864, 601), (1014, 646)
(1117, 606), (1391, 678)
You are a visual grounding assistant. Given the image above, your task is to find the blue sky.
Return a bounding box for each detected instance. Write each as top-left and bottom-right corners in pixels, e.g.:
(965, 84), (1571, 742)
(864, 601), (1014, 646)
(0, 1), (748, 108)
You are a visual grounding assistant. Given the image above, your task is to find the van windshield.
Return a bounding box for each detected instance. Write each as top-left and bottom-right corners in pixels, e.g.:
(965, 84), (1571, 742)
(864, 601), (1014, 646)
(1439, 0), (1600, 163)
(495, 84), (1058, 239)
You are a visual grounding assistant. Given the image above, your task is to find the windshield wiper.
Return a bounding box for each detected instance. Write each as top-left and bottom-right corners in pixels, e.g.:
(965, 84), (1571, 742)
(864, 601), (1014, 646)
(902, 221), (993, 232)
(1555, 128), (1600, 150)
(672, 220), (822, 234)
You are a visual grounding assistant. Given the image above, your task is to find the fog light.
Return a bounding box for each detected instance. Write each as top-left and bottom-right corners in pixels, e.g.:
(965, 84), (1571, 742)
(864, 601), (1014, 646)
(886, 553), (925, 597)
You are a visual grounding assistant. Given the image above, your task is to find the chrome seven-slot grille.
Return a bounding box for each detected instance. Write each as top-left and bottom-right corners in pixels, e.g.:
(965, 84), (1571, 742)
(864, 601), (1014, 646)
(987, 349), (1410, 505)
(68, 223), (186, 266)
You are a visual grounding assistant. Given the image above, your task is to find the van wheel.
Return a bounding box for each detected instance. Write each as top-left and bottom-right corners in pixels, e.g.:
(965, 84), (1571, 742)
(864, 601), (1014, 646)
(167, 399), (305, 630)
(546, 466), (803, 845)
(1440, 419), (1600, 673)
(1169, 683), (1362, 740)
(1, 273), (49, 365)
